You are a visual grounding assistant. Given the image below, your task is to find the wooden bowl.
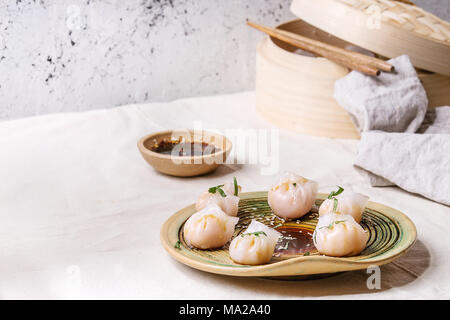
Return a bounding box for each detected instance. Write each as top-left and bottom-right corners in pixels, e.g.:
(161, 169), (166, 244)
(138, 130), (232, 177)
(161, 192), (417, 278)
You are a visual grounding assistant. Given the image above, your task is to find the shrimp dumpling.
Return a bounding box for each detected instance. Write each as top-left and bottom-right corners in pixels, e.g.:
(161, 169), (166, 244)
(313, 213), (368, 257)
(268, 172), (318, 219)
(196, 179), (242, 217)
(183, 205), (239, 249)
(229, 220), (282, 265)
(319, 191), (369, 223)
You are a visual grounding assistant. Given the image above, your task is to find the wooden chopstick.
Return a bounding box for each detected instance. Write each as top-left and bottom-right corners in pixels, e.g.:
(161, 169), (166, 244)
(247, 21), (394, 76)
(394, 0), (415, 5)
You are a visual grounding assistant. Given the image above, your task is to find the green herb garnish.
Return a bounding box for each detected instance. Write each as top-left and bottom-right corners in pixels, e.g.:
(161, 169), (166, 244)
(326, 186), (343, 212)
(233, 176), (239, 196)
(174, 241), (181, 249)
(217, 188), (226, 197)
(327, 186), (344, 199)
(319, 220), (347, 230)
(333, 197), (339, 212)
(293, 183), (297, 187)
(208, 184), (227, 197)
(303, 252), (310, 256)
(241, 231), (267, 237)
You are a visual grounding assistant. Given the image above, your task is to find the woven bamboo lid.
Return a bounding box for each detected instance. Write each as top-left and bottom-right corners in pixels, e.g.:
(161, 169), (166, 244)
(290, 0), (450, 76)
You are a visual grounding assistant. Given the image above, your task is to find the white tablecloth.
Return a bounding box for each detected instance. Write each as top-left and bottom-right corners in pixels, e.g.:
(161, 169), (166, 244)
(1, 92), (448, 299)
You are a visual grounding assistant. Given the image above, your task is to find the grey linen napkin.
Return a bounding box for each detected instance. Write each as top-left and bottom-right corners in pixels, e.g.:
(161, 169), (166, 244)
(334, 55), (428, 133)
(354, 130), (450, 206)
(334, 55), (450, 206)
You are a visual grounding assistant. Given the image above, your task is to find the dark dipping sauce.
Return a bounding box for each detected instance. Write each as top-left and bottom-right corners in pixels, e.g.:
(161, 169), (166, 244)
(274, 227), (316, 256)
(151, 140), (220, 157)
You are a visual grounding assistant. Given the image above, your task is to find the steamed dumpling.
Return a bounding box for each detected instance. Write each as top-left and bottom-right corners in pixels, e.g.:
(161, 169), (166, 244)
(196, 180), (242, 217)
(319, 192), (369, 223)
(183, 205), (239, 249)
(229, 220), (281, 265)
(268, 172), (318, 219)
(313, 213), (368, 257)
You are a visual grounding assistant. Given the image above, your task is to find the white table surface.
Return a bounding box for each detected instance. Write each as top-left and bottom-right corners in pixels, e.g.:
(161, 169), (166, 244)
(1, 91), (449, 299)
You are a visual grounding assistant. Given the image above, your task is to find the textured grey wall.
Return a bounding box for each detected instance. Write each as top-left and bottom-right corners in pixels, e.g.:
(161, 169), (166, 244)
(0, 0), (448, 119)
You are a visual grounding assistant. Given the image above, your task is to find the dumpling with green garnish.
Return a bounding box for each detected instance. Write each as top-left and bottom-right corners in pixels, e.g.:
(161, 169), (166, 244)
(268, 172), (318, 219)
(196, 177), (241, 217)
(313, 213), (368, 257)
(183, 204), (239, 249)
(229, 220), (281, 265)
(319, 186), (369, 223)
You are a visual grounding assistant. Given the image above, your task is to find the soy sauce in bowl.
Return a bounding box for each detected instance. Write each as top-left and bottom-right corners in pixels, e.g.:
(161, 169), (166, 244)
(138, 130), (232, 177)
(151, 139), (220, 157)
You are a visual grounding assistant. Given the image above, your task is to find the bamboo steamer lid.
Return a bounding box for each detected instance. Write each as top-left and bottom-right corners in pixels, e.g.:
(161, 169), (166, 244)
(255, 19), (450, 139)
(290, 0), (450, 76)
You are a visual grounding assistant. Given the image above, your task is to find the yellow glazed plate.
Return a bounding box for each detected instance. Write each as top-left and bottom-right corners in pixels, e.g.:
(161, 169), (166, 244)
(160, 192), (417, 278)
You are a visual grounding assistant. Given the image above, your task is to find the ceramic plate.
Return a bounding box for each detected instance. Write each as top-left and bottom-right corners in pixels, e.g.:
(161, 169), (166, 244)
(160, 192), (417, 278)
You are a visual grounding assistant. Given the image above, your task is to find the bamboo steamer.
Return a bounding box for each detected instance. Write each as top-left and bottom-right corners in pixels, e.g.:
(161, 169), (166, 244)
(256, 1), (450, 139)
(291, 0), (450, 76)
(256, 20), (360, 139)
